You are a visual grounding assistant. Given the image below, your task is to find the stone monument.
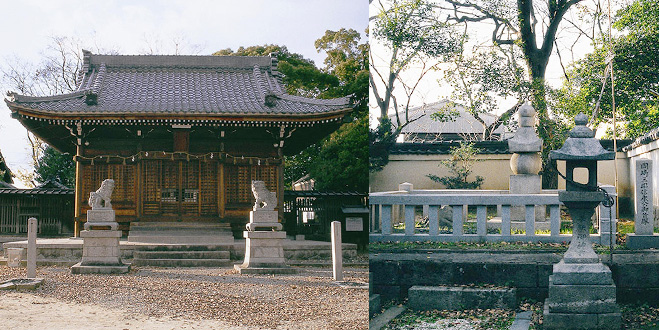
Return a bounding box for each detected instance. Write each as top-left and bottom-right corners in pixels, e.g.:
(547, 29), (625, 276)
(543, 114), (620, 329)
(626, 159), (659, 248)
(508, 104), (545, 222)
(71, 179), (130, 274)
(234, 181), (296, 274)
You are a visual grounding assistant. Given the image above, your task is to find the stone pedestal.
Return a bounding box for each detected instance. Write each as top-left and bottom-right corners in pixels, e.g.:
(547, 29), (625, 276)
(246, 210), (282, 231)
(543, 261), (621, 329)
(235, 210), (296, 274)
(84, 209), (118, 230)
(71, 229), (129, 274)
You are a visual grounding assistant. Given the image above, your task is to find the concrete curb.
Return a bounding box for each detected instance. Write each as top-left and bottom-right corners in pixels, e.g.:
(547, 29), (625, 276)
(509, 310), (532, 330)
(369, 305), (406, 330)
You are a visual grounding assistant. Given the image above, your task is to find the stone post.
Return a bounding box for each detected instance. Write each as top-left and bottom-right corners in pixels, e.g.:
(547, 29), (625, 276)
(331, 221), (343, 281)
(235, 181), (296, 274)
(508, 105), (545, 223)
(627, 159), (659, 248)
(598, 185), (617, 247)
(27, 218), (37, 278)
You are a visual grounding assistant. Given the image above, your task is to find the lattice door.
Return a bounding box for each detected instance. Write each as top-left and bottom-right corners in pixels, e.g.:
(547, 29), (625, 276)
(160, 161), (179, 216)
(200, 161), (218, 215)
(225, 165), (278, 205)
(142, 160), (161, 215)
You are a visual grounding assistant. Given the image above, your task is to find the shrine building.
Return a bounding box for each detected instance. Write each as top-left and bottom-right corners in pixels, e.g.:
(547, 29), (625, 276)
(5, 51), (352, 238)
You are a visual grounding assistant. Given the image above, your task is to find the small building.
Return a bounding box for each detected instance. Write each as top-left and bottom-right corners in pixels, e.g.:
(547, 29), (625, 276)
(394, 100), (512, 143)
(0, 180), (74, 234)
(5, 51), (352, 236)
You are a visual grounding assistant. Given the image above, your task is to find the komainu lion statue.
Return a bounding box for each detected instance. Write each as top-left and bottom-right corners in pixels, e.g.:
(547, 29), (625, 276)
(252, 180), (277, 211)
(88, 179), (115, 210)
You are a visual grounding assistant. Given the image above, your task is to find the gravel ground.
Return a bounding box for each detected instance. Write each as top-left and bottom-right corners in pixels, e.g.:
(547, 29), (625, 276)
(0, 265), (368, 330)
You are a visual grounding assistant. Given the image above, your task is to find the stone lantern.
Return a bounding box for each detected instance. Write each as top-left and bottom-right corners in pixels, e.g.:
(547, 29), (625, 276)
(543, 113), (620, 329)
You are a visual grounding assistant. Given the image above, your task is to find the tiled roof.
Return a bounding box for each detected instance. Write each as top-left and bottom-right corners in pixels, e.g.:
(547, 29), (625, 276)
(5, 51), (351, 117)
(393, 100), (509, 135)
(390, 139), (630, 155)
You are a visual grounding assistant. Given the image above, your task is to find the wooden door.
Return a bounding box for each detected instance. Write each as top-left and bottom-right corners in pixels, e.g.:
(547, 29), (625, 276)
(142, 159), (217, 220)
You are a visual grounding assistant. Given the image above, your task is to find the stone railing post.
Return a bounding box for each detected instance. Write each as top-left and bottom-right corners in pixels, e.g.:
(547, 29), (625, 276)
(598, 185), (617, 247)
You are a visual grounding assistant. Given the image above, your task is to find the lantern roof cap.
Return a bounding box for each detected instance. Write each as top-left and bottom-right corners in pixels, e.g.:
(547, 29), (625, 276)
(550, 113), (615, 161)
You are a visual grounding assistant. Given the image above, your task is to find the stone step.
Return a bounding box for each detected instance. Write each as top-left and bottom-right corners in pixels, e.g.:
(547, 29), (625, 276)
(128, 235), (234, 244)
(134, 244), (231, 252)
(131, 258), (232, 267)
(127, 222), (235, 244)
(408, 285), (517, 311)
(129, 222), (231, 229)
(128, 230), (231, 236)
(133, 250), (230, 260)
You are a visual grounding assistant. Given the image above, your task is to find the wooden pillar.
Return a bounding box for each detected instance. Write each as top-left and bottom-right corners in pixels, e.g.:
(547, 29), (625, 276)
(277, 148), (284, 223)
(219, 162), (225, 218)
(218, 130), (226, 219)
(136, 159), (142, 219)
(74, 143), (84, 237)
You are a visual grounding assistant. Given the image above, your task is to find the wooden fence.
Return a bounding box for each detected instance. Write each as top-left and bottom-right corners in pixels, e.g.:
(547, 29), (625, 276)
(0, 187), (74, 235)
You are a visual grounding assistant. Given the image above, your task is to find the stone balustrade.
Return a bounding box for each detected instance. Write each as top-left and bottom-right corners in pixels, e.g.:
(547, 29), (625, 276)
(370, 183), (618, 245)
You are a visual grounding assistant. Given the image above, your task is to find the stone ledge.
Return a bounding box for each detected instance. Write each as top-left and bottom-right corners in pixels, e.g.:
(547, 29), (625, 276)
(408, 285), (517, 311)
(0, 278), (44, 290)
(626, 234), (659, 249)
(71, 262), (130, 274)
(233, 264), (298, 274)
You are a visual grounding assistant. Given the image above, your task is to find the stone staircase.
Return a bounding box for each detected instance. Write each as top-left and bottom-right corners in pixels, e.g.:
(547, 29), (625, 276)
(131, 245), (232, 267)
(127, 222), (235, 244)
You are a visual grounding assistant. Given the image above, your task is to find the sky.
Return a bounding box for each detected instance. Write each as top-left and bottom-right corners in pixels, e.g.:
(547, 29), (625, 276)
(0, 0), (368, 188)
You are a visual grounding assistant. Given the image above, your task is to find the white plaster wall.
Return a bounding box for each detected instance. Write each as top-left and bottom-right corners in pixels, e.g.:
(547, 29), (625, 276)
(370, 153), (513, 192)
(371, 151), (631, 200)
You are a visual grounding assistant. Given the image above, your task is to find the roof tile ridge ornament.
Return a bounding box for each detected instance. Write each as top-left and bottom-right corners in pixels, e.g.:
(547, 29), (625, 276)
(252, 64), (265, 103)
(269, 52), (283, 85)
(85, 62), (105, 106)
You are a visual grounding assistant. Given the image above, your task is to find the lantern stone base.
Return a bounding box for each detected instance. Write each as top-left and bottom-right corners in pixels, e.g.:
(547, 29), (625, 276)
(234, 231), (297, 274)
(71, 229), (129, 274)
(543, 261), (620, 329)
(626, 233), (659, 249)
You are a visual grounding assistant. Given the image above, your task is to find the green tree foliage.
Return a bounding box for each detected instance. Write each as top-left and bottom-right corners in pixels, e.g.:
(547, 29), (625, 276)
(213, 45), (340, 98)
(0, 150), (13, 184)
(440, 45), (530, 140)
(427, 142), (484, 189)
(309, 116), (368, 192)
(34, 146), (75, 188)
(554, 0), (659, 139)
(216, 29), (368, 192)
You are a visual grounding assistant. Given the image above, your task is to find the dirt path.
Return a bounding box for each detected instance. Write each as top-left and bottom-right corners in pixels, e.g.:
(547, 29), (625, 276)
(0, 265), (368, 330)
